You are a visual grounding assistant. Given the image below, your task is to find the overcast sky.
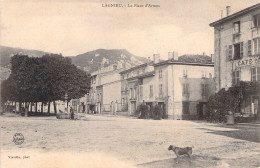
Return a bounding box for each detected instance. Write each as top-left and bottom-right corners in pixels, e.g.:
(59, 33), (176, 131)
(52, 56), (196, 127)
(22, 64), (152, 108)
(0, 0), (258, 60)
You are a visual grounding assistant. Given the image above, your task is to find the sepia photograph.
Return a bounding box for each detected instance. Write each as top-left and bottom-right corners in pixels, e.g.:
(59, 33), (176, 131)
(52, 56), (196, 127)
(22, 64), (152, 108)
(0, 0), (259, 167)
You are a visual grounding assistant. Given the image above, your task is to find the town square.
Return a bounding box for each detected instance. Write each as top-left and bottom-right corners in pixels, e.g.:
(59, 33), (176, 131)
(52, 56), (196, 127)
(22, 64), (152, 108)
(0, 1), (260, 168)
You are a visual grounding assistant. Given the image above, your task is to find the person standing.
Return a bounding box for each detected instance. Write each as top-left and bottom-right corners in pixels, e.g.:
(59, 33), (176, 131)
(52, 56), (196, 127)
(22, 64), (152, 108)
(70, 107), (74, 120)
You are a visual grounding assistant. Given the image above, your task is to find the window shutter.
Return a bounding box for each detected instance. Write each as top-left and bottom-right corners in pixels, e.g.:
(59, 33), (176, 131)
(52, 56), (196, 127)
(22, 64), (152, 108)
(248, 40), (252, 56)
(228, 45), (233, 60)
(240, 42), (243, 57)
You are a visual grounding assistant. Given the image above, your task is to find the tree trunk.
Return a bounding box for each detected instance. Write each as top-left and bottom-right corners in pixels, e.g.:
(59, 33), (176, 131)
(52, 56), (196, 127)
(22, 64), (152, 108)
(25, 102), (28, 117)
(53, 101), (57, 114)
(19, 102), (22, 113)
(11, 101), (14, 112)
(47, 101), (51, 114)
(30, 102), (33, 113)
(35, 102), (38, 113)
(14, 102), (17, 114)
(41, 102), (44, 113)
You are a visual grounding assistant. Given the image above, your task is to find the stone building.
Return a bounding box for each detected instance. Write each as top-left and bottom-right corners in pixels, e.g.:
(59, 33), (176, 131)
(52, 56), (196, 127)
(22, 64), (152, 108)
(210, 4), (260, 116)
(120, 53), (215, 119)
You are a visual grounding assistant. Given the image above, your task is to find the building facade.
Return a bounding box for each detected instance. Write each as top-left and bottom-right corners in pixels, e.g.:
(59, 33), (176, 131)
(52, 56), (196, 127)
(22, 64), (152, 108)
(210, 4), (260, 116)
(120, 53), (215, 119)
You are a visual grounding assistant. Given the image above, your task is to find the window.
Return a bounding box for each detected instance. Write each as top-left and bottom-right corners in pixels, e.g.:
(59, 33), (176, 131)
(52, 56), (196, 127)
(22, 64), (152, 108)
(201, 84), (208, 96)
(149, 85), (153, 98)
(134, 87), (137, 99)
(253, 38), (260, 54)
(233, 42), (243, 60)
(253, 14), (260, 28)
(233, 21), (240, 34)
(122, 75), (124, 80)
(183, 83), (189, 94)
(139, 86), (143, 99)
(93, 76), (96, 84)
(183, 70), (188, 78)
(248, 40), (252, 56)
(130, 88), (133, 99)
(122, 98), (125, 105)
(251, 67), (260, 82)
(159, 84), (163, 97)
(232, 70), (240, 85)
(159, 70), (162, 78)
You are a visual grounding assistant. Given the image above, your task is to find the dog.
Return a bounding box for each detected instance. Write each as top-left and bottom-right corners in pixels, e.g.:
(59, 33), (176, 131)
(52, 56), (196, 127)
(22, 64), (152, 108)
(168, 145), (192, 164)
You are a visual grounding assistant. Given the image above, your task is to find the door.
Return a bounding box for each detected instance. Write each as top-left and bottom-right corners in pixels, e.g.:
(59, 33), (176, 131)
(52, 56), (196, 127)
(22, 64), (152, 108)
(131, 102), (136, 115)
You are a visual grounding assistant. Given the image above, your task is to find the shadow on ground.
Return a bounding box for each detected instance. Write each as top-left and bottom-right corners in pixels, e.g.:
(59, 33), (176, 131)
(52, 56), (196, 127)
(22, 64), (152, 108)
(137, 155), (221, 168)
(198, 124), (260, 143)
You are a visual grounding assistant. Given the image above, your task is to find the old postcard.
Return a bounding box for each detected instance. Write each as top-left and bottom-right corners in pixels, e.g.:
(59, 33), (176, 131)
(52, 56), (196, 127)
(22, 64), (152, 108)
(0, 0), (260, 168)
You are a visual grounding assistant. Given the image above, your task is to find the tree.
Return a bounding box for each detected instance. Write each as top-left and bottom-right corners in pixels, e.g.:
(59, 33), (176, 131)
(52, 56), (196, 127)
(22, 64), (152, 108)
(1, 54), (91, 115)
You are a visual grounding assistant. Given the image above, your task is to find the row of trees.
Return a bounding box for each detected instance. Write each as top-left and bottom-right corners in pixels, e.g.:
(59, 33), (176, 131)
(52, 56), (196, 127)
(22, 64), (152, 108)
(1, 54), (91, 115)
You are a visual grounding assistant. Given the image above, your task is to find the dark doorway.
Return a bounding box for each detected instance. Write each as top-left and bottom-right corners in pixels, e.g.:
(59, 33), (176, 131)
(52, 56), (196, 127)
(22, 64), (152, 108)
(197, 102), (207, 119)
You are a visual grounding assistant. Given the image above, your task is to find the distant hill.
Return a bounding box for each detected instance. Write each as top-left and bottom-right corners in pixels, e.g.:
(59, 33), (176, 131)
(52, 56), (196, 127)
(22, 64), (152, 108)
(69, 49), (149, 72)
(0, 46), (50, 67)
(178, 54), (212, 63)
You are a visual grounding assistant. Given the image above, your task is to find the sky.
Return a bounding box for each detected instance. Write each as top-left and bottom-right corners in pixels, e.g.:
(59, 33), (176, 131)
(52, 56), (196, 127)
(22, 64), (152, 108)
(0, 0), (259, 60)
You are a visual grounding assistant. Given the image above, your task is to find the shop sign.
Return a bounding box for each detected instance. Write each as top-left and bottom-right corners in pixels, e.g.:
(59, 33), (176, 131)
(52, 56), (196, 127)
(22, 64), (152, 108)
(233, 55), (260, 68)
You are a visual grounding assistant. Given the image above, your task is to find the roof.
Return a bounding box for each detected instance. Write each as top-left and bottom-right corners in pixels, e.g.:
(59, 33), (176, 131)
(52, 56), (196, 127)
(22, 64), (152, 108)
(153, 59), (214, 67)
(119, 63), (149, 74)
(126, 71), (155, 81)
(210, 3), (260, 27)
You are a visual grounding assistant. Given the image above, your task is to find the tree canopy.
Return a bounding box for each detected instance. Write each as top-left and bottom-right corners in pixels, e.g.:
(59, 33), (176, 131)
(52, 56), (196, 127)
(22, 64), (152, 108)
(1, 54), (91, 104)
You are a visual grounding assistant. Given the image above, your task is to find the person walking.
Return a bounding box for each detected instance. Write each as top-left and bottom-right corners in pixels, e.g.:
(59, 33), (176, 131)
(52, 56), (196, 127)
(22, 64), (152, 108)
(70, 107), (74, 120)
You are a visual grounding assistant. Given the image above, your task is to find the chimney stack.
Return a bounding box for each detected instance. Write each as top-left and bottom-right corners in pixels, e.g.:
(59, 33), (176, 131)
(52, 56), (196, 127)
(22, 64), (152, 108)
(211, 54), (214, 62)
(173, 51), (178, 60)
(226, 6), (231, 16)
(153, 54), (160, 64)
(168, 52), (173, 60)
(221, 10), (223, 18)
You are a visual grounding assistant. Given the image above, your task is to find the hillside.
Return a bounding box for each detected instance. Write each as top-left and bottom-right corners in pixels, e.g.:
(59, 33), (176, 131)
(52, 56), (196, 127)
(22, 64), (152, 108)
(69, 49), (149, 72)
(0, 46), (50, 67)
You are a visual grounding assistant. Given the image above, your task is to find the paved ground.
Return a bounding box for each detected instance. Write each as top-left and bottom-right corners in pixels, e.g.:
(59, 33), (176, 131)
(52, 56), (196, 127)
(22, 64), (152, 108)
(1, 113), (260, 168)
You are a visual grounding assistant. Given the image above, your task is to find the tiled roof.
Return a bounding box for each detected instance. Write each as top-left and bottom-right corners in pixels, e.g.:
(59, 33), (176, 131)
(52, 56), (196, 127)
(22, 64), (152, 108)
(210, 3), (260, 27)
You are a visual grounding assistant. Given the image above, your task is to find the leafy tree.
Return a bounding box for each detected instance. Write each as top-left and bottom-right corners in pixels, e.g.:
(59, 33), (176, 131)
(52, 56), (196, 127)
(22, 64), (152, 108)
(1, 54), (91, 115)
(206, 81), (259, 122)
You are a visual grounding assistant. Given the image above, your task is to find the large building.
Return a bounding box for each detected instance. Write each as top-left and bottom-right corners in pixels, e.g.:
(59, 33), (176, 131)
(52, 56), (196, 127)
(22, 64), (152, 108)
(120, 53), (215, 120)
(86, 63), (131, 114)
(210, 4), (260, 116)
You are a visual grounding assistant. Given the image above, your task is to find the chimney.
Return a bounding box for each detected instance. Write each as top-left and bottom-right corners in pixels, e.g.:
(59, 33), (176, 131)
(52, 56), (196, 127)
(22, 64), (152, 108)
(221, 10), (223, 18)
(226, 6), (231, 16)
(148, 57), (151, 62)
(153, 54), (160, 63)
(168, 52), (173, 60)
(203, 52), (205, 56)
(173, 51), (178, 60)
(211, 54), (214, 62)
